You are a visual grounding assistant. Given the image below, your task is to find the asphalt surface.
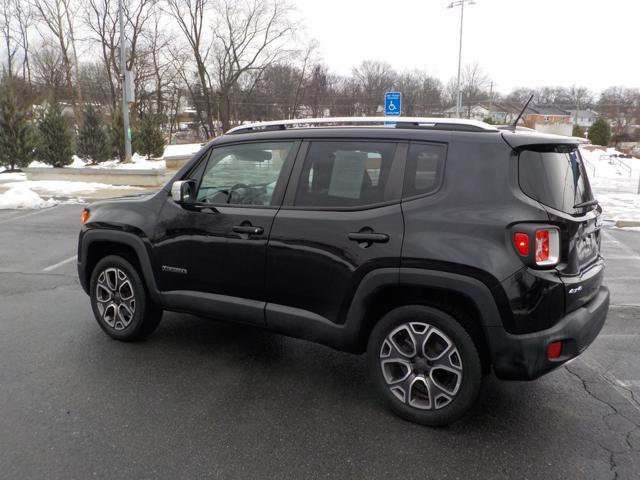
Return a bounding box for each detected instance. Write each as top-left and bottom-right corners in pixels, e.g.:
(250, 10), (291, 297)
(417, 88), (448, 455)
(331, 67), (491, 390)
(0, 204), (639, 480)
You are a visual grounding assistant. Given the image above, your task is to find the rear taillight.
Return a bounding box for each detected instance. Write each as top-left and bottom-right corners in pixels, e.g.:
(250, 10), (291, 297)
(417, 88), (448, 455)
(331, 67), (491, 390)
(512, 225), (560, 268)
(514, 233), (529, 256)
(534, 228), (559, 266)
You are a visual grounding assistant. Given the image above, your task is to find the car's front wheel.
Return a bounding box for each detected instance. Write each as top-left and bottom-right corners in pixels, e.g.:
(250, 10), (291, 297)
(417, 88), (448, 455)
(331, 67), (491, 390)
(89, 255), (162, 341)
(367, 305), (482, 426)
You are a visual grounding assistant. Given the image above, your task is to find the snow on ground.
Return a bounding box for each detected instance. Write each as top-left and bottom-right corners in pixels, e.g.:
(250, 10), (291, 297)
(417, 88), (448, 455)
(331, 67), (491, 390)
(580, 147), (640, 225)
(163, 143), (203, 157)
(0, 171), (27, 183)
(28, 153), (166, 170)
(20, 143), (203, 172)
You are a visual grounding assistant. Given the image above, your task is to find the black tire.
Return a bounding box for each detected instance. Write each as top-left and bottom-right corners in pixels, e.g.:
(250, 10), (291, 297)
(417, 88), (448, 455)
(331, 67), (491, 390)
(367, 305), (482, 426)
(89, 255), (162, 341)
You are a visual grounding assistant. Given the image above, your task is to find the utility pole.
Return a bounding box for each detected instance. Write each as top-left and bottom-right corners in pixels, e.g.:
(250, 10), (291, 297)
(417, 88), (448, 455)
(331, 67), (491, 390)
(448, 1), (476, 118)
(119, 0), (132, 162)
(488, 81), (493, 119)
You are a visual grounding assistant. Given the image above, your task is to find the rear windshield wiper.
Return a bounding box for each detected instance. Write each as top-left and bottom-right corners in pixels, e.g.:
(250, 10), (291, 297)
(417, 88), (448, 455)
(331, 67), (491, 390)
(574, 198), (599, 209)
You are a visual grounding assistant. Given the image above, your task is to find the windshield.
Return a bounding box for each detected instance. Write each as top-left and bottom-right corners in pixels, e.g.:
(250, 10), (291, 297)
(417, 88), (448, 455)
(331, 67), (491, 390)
(518, 145), (595, 215)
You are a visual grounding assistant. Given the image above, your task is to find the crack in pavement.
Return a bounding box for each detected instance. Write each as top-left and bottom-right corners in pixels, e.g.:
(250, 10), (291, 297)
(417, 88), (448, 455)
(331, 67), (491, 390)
(565, 363), (640, 479)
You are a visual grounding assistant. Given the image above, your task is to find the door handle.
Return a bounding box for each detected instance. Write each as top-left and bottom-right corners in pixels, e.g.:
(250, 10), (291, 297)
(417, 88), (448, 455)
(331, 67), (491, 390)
(348, 232), (389, 243)
(233, 225), (264, 235)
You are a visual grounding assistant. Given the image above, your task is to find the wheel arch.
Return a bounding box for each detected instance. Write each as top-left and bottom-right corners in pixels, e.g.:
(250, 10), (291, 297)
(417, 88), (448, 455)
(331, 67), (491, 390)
(79, 229), (162, 305)
(345, 268), (503, 372)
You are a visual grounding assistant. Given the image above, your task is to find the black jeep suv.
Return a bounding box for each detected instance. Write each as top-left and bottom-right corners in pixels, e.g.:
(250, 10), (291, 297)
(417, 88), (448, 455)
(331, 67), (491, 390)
(77, 117), (609, 426)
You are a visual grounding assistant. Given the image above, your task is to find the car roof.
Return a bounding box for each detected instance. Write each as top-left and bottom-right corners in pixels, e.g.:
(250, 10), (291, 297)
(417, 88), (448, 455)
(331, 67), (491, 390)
(210, 117), (582, 150)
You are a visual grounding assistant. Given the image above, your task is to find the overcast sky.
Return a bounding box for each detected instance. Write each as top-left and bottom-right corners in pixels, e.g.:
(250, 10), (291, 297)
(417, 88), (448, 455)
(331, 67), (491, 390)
(296, 0), (639, 94)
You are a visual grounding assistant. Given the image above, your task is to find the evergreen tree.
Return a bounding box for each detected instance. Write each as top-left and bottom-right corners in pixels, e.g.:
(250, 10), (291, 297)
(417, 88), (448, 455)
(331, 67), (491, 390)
(133, 115), (165, 159)
(109, 109), (127, 162)
(77, 105), (110, 163)
(0, 89), (36, 171)
(588, 118), (611, 146)
(37, 102), (74, 168)
(572, 125), (585, 138)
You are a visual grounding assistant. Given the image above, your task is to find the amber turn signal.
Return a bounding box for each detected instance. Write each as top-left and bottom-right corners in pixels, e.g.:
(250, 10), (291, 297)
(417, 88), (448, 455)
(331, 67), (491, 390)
(81, 209), (90, 224)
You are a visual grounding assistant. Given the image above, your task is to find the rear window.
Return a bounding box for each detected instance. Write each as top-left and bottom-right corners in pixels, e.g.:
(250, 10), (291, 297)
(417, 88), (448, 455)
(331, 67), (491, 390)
(518, 145), (594, 215)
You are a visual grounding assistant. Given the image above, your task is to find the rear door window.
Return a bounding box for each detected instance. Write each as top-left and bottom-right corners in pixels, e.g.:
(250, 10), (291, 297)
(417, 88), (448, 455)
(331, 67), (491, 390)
(294, 141), (398, 208)
(519, 145), (595, 215)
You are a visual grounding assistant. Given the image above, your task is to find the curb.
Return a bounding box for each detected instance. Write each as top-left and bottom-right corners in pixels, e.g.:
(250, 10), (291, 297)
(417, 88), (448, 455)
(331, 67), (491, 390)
(615, 220), (640, 228)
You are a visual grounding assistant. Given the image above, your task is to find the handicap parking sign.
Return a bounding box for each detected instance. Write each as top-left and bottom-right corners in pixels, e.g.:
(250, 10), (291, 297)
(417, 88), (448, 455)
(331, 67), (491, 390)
(385, 92), (402, 117)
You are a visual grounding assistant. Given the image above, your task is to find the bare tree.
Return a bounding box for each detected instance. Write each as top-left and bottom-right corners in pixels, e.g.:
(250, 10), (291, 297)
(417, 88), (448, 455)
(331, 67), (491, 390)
(304, 63), (329, 117)
(83, 0), (156, 113)
(32, 42), (66, 92)
(0, 0), (17, 79)
(32, 0), (81, 121)
(566, 85), (592, 123)
(14, 0), (34, 83)
(211, 0), (296, 131)
(598, 86), (640, 135)
(164, 0), (215, 137)
(83, 0), (119, 107)
(352, 60), (395, 115)
(460, 63), (490, 117)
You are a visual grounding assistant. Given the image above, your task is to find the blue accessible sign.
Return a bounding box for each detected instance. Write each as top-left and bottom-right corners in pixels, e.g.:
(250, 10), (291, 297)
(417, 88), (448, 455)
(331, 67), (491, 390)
(384, 92), (402, 117)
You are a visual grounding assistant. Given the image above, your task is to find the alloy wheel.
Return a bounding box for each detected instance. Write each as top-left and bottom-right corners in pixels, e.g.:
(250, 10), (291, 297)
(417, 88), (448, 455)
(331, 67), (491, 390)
(95, 267), (136, 331)
(379, 322), (463, 410)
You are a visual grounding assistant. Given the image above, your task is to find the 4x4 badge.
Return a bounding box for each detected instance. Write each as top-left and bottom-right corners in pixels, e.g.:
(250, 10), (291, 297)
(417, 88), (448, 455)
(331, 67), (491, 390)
(162, 265), (188, 275)
(568, 286), (583, 294)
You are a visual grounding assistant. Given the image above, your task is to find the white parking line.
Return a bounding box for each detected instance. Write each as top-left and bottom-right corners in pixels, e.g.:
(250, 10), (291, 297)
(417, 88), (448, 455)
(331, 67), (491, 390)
(43, 255), (77, 272)
(603, 229), (640, 257)
(0, 206), (59, 225)
(616, 380), (640, 388)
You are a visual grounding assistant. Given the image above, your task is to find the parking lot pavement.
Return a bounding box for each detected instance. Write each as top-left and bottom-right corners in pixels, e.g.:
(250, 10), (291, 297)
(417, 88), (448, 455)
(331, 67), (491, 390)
(0, 206), (639, 479)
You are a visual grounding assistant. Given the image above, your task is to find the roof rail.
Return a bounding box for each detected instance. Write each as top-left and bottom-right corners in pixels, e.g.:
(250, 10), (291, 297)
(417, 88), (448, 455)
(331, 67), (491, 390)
(226, 116), (499, 134)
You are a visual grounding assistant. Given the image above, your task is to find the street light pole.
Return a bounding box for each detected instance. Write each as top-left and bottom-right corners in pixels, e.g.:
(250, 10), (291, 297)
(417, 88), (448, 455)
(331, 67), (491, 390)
(118, 0), (132, 162)
(448, 0), (476, 118)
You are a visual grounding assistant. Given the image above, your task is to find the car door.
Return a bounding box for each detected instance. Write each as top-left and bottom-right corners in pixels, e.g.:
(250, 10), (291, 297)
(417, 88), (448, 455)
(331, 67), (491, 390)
(153, 140), (299, 325)
(265, 139), (406, 327)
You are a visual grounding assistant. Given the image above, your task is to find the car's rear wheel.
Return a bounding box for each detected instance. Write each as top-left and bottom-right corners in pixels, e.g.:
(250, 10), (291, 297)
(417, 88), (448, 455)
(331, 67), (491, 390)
(367, 305), (482, 426)
(89, 255), (162, 341)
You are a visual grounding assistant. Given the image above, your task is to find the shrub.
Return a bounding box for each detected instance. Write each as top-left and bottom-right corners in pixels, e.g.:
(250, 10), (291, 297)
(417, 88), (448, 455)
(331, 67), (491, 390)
(588, 118), (611, 146)
(0, 89), (36, 171)
(133, 115), (165, 159)
(572, 125), (585, 138)
(77, 105), (110, 163)
(109, 109), (127, 162)
(37, 102), (74, 167)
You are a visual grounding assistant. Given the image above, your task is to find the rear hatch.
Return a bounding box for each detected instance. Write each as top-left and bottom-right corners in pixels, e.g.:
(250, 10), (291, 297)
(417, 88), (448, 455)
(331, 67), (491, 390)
(517, 144), (604, 313)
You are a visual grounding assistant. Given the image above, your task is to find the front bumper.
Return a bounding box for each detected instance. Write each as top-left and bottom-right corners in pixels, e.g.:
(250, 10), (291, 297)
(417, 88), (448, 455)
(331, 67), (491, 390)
(486, 285), (609, 380)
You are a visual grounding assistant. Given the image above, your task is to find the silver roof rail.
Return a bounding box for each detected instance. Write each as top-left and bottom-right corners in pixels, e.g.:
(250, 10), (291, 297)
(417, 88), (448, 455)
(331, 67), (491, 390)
(226, 116), (499, 134)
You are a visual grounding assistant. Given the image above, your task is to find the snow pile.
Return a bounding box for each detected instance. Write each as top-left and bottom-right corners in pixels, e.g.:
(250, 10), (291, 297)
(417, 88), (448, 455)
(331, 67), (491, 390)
(27, 160), (51, 168)
(4, 180), (134, 196)
(0, 184), (58, 210)
(580, 147), (640, 225)
(69, 155), (87, 168)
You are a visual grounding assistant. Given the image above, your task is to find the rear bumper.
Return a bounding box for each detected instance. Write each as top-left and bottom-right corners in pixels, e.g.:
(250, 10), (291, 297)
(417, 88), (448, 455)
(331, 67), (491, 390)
(486, 285), (609, 380)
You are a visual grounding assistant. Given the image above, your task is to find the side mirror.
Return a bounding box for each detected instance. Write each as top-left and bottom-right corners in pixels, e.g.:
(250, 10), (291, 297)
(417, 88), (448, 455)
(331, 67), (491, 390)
(171, 180), (196, 205)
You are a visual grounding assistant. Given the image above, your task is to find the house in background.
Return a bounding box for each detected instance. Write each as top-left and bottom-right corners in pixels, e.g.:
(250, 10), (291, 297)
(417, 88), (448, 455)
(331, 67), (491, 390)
(443, 101), (522, 124)
(522, 105), (573, 136)
(567, 109), (599, 129)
